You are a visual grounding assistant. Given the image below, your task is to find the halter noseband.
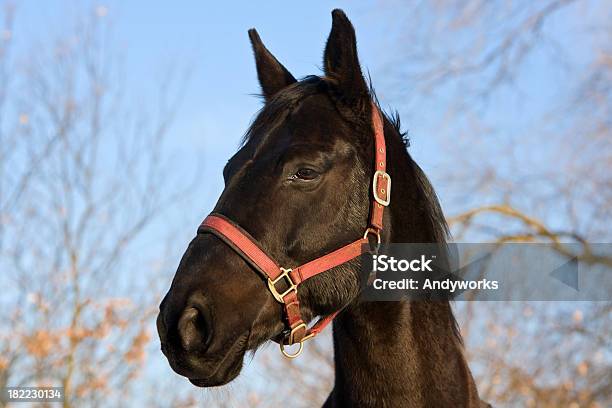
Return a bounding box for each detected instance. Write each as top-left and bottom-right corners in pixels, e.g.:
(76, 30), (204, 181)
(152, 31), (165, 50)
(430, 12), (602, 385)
(198, 101), (390, 358)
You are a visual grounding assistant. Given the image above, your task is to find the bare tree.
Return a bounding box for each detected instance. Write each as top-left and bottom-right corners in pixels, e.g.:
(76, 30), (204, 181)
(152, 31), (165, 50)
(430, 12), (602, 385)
(0, 4), (195, 406)
(376, 1), (611, 406)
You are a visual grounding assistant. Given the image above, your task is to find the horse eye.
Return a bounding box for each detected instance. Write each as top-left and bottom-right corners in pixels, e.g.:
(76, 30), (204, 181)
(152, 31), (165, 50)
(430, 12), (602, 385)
(293, 168), (319, 181)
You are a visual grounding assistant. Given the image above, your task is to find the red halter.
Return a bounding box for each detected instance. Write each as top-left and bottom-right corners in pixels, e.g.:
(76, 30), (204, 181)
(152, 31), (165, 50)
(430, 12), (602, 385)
(198, 101), (390, 358)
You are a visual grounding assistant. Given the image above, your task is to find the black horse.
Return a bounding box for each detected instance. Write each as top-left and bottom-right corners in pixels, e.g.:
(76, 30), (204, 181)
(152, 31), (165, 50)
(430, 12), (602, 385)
(158, 9), (490, 407)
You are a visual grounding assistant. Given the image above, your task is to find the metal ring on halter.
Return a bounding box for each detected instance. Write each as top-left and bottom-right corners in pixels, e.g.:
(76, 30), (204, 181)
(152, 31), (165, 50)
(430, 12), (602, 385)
(363, 227), (381, 253)
(280, 340), (304, 358)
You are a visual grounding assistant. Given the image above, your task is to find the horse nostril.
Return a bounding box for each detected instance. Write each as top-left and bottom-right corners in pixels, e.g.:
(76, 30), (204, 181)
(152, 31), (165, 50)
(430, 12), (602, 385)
(178, 306), (208, 352)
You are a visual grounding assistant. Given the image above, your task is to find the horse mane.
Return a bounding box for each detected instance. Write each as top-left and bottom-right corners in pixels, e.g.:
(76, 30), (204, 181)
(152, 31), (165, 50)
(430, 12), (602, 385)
(369, 85), (450, 246)
(369, 85), (461, 345)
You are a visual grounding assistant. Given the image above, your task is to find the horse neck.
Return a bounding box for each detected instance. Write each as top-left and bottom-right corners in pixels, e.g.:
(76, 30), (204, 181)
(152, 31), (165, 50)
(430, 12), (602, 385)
(326, 126), (482, 407)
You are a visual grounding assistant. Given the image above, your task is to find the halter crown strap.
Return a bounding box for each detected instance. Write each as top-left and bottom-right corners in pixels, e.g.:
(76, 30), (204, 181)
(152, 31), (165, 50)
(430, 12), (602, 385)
(369, 106), (389, 230)
(198, 101), (389, 358)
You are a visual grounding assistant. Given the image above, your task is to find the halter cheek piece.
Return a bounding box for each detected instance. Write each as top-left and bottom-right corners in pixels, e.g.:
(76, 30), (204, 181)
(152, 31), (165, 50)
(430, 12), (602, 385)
(198, 101), (390, 358)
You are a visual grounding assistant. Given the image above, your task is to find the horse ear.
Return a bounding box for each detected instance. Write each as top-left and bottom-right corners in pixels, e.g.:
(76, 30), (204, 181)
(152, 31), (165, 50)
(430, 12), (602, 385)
(323, 9), (369, 106)
(248, 29), (296, 100)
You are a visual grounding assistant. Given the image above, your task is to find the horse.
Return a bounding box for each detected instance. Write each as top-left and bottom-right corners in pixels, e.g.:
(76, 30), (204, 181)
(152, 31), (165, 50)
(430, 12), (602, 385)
(157, 9), (491, 407)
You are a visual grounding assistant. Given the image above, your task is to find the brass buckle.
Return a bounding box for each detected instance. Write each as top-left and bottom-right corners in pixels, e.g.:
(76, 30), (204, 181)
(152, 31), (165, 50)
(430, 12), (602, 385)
(372, 170), (391, 206)
(267, 267), (297, 303)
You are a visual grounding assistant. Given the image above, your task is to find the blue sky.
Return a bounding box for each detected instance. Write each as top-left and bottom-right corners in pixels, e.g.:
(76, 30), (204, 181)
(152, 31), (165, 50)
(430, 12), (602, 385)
(9, 1), (431, 220)
(10, 0), (594, 227)
(9, 0), (602, 218)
